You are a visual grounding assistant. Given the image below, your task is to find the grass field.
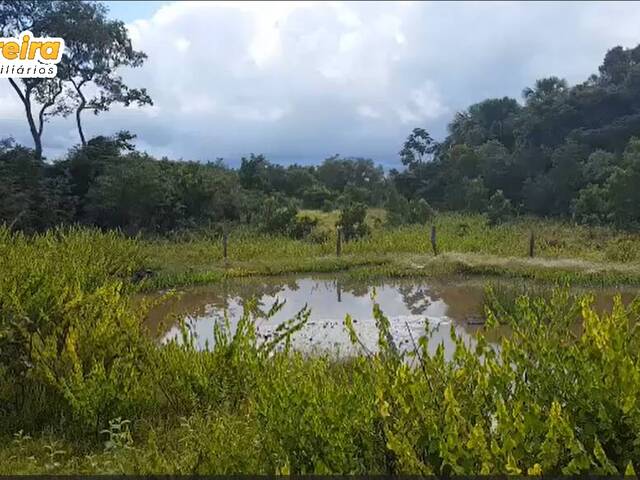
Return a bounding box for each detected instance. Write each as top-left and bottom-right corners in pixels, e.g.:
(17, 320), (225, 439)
(141, 211), (640, 289)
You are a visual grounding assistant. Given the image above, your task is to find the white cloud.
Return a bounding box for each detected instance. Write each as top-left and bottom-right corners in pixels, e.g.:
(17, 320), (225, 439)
(229, 105), (289, 122)
(396, 81), (449, 124)
(2, 1), (640, 166)
(357, 105), (382, 119)
(175, 37), (190, 52)
(0, 90), (23, 119)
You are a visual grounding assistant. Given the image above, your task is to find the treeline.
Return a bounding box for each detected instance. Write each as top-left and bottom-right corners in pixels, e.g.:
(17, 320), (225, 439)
(393, 44), (640, 228)
(3, 43), (640, 234)
(0, 132), (391, 235)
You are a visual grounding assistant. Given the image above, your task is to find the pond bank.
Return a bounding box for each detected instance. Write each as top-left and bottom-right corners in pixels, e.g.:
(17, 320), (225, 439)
(141, 250), (640, 292)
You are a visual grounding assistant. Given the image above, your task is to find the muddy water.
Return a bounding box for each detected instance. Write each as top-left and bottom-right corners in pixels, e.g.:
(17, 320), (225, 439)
(144, 276), (638, 357)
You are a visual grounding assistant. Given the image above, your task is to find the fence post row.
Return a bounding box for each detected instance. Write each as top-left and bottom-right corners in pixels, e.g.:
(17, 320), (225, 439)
(336, 226), (342, 257)
(223, 229), (228, 260)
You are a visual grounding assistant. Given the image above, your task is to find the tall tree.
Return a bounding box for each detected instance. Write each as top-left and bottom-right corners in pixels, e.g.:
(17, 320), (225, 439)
(447, 97), (521, 148)
(1, 0), (152, 156)
(0, 1), (68, 159)
(51, 1), (152, 145)
(399, 128), (438, 167)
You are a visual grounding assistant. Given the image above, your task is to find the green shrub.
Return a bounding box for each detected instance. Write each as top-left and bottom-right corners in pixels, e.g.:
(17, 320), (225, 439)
(487, 189), (515, 225)
(0, 227), (151, 433)
(386, 187), (435, 227)
(3, 225), (640, 475)
(290, 215), (319, 240)
(337, 202), (370, 241)
(259, 196), (298, 235)
(573, 184), (610, 226)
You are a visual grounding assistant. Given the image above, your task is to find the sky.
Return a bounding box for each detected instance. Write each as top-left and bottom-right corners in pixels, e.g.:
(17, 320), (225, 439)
(2, 1), (640, 168)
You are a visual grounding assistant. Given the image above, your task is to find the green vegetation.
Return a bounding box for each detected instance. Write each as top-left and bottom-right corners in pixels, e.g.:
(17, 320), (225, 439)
(4, 41), (640, 235)
(394, 49), (640, 228)
(3, 1), (640, 475)
(1, 1), (151, 159)
(2, 226), (640, 475)
(138, 212), (640, 290)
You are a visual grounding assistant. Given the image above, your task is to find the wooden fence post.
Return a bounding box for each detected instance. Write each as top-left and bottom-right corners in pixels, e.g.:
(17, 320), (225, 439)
(223, 229), (228, 260)
(336, 226), (342, 257)
(430, 225), (438, 256)
(529, 231), (535, 258)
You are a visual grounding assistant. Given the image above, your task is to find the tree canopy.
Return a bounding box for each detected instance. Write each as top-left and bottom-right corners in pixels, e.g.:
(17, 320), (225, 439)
(392, 43), (640, 228)
(3, 4), (640, 234)
(1, 0), (152, 158)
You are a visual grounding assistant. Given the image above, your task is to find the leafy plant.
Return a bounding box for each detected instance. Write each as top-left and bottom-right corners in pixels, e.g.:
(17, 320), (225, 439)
(487, 189), (515, 225)
(337, 202), (370, 241)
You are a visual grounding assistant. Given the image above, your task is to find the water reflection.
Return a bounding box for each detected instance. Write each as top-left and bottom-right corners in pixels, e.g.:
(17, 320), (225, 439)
(144, 275), (637, 358)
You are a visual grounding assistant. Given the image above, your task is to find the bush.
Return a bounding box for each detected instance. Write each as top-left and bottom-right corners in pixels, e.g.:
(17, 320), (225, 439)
(486, 189), (515, 225)
(290, 215), (319, 240)
(0, 227), (151, 434)
(256, 197), (322, 240)
(336, 202), (370, 241)
(4, 225), (640, 475)
(604, 237), (639, 262)
(573, 184), (610, 226)
(408, 198), (435, 224)
(301, 184), (335, 210)
(0, 140), (75, 232)
(386, 190), (435, 226)
(3, 261), (640, 475)
(259, 196), (299, 235)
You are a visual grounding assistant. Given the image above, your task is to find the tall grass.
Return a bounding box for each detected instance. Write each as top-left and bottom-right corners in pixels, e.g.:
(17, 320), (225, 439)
(1, 226), (640, 474)
(147, 214), (596, 263)
(141, 212), (640, 288)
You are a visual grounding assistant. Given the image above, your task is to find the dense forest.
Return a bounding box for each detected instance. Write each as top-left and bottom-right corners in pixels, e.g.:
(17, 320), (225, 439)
(393, 43), (640, 228)
(2, 10), (640, 233)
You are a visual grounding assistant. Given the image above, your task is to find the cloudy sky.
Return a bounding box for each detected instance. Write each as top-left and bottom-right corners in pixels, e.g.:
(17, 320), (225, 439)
(2, 1), (640, 167)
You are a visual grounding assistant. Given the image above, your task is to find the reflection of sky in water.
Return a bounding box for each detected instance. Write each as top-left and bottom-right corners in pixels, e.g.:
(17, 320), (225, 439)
(159, 277), (486, 358)
(150, 276), (637, 359)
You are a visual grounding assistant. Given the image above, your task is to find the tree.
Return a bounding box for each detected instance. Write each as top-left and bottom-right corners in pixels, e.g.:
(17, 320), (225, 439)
(316, 156), (384, 193)
(522, 175), (555, 216)
(58, 131), (135, 204)
(598, 45), (640, 86)
(1, 1), (68, 159)
(239, 154), (270, 190)
(1, 1), (152, 155)
(573, 184), (609, 225)
(7, 78), (68, 161)
(84, 156), (180, 232)
(337, 202), (369, 241)
(475, 140), (518, 196)
(546, 140), (589, 215)
(0, 138), (75, 231)
(522, 77), (569, 106)
(399, 128), (438, 167)
(606, 138), (640, 227)
(52, 1), (152, 145)
(582, 150), (618, 185)
(447, 144), (481, 179)
(447, 97), (520, 148)
(486, 190), (515, 225)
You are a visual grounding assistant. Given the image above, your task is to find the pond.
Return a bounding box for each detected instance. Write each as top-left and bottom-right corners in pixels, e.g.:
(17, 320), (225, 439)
(144, 275), (638, 357)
